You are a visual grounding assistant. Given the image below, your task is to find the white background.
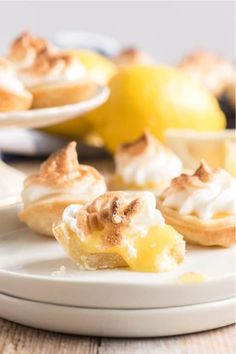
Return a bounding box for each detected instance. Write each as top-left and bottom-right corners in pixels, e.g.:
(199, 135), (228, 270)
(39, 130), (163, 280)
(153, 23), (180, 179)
(0, 1), (235, 63)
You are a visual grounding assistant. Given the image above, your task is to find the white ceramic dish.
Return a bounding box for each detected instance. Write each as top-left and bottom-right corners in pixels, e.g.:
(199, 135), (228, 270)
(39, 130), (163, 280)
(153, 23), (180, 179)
(0, 203), (235, 310)
(0, 293), (235, 337)
(0, 86), (109, 128)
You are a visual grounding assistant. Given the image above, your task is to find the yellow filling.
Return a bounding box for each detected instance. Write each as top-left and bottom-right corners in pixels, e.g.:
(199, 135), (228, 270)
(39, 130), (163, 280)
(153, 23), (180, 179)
(178, 272), (206, 284)
(111, 174), (166, 191)
(71, 225), (183, 272)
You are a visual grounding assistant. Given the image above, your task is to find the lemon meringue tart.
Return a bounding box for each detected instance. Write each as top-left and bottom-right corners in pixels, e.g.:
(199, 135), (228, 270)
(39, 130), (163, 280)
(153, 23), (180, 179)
(113, 47), (155, 68)
(8, 32), (55, 70)
(19, 49), (98, 108)
(0, 57), (32, 111)
(178, 50), (235, 98)
(19, 142), (106, 236)
(110, 131), (183, 194)
(157, 161), (236, 247)
(53, 191), (185, 272)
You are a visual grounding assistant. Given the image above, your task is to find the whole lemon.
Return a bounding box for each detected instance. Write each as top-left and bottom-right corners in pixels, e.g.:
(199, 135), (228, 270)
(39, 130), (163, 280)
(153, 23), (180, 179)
(88, 65), (226, 151)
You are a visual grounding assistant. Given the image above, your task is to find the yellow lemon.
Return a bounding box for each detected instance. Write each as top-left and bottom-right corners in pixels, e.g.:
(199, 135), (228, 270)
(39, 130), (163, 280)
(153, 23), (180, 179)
(42, 49), (117, 139)
(87, 65), (226, 151)
(67, 49), (117, 85)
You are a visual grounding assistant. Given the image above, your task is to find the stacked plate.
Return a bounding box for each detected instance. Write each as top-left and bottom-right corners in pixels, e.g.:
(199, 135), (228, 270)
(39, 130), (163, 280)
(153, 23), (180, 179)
(0, 203), (235, 337)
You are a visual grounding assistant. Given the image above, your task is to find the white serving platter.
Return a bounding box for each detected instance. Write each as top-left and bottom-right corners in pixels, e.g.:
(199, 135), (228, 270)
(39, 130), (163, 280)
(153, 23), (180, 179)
(0, 86), (109, 128)
(0, 293), (235, 337)
(0, 203), (235, 310)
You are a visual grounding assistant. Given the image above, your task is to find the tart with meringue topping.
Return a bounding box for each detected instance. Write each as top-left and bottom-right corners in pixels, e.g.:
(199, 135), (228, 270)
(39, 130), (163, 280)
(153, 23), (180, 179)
(19, 142), (106, 236)
(0, 57), (32, 111)
(113, 47), (155, 68)
(53, 191), (185, 272)
(110, 131), (183, 194)
(157, 161), (236, 247)
(8, 32), (55, 70)
(19, 49), (98, 108)
(178, 50), (235, 98)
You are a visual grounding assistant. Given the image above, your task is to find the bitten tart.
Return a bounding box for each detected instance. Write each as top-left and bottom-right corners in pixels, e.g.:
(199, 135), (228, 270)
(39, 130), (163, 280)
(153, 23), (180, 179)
(19, 142), (106, 236)
(53, 191), (185, 272)
(18, 49), (98, 108)
(157, 161), (236, 247)
(110, 131), (183, 194)
(0, 57), (32, 111)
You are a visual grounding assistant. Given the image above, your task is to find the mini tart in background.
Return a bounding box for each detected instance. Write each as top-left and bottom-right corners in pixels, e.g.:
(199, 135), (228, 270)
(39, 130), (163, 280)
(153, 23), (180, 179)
(113, 47), (155, 68)
(53, 191), (185, 272)
(0, 57), (32, 111)
(8, 32), (56, 70)
(110, 131), (183, 194)
(18, 49), (98, 108)
(178, 50), (235, 128)
(157, 161), (236, 247)
(19, 142), (106, 236)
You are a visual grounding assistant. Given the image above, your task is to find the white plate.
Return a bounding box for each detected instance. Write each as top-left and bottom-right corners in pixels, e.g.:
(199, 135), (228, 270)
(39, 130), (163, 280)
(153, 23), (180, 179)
(0, 86), (109, 128)
(0, 203), (235, 309)
(0, 293), (235, 337)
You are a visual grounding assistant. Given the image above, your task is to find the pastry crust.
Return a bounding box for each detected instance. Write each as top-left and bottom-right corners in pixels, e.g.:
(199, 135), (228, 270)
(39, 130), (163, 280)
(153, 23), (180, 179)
(19, 194), (89, 237)
(53, 222), (127, 270)
(30, 80), (98, 109)
(157, 198), (236, 247)
(0, 87), (32, 111)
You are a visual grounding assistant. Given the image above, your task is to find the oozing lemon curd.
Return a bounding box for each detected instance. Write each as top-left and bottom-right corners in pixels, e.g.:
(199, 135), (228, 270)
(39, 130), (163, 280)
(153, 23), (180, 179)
(65, 225), (182, 272)
(178, 272), (206, 283)
(212, 212), (231, 219)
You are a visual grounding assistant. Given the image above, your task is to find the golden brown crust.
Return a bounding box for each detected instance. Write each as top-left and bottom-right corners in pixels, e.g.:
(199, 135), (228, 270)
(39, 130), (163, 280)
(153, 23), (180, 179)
(157, 198), (236, 247)
(30, 80), (97, 108)
(0, 87), (32, 111)
(19, 194), (88, 237)
(76, 191), (142, 246)
(25, 141), (104, 188)
(53, 222), (127, 269)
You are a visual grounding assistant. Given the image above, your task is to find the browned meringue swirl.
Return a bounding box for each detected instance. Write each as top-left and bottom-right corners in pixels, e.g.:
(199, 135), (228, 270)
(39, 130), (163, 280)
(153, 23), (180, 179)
(76, 191), (142, 246)
(114, 47), (155, 67)
(24, 142), (103, 188)
(9, 32), (52, 61)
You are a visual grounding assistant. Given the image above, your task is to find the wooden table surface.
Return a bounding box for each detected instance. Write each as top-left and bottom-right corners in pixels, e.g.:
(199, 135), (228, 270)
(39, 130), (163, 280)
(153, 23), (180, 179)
(0, 158), (235, 354)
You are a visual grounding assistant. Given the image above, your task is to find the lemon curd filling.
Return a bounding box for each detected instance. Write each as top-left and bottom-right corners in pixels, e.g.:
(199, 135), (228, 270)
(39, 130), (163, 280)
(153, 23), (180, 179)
(64, 224), (184, 273)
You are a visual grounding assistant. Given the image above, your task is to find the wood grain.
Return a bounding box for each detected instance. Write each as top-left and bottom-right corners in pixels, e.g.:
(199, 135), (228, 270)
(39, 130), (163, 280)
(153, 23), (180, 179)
(0, 319), (235, 354)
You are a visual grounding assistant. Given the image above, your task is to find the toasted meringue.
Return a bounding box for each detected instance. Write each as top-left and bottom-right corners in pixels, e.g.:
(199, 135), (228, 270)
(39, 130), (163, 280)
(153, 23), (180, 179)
(19, 142), (106, 236)
(53, 191), (185, 272)
(110, 131), (183, 194)
(0, 57), (32, 111)
(114, 47), (155, 68)
(19, 50), (98, 108)
(8, 32), (55, 70)
(178, 50), (236, 98)
(157, 161), (236, 247)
